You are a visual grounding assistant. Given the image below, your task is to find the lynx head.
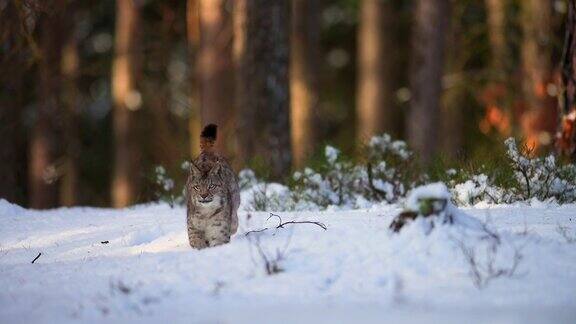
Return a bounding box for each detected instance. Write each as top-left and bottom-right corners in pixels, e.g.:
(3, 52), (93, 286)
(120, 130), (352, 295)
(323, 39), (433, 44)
(188, 162), (225, 205)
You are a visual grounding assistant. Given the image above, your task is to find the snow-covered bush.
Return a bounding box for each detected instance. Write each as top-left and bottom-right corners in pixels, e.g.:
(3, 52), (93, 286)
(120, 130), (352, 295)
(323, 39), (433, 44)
(390, 182), (482, 233)
(360, 134), (418, 202)
(239, 169), (295, 212)
(150, 136), (576, 210)
(291, 146), (359, 208)
(151, 165), (182, 207)
(452, 173), (513, 205)
(504, 138), (576, 203)
(290, 135), (417, 209)
(452, 138), (576, 205)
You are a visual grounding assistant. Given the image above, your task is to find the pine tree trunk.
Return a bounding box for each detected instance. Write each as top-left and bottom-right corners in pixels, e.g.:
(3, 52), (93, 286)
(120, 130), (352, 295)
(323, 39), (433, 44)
(558, 0), (576, 160)
(112, 0), (142, 208)
(147, 3), (183, 171)
(485, 0), (509, 75)
(233, 0), (256, 168)
(482, 0), (513, 138)
(60, 29), (80, 207)
(357, 0), (399, 144)
(0, 1), (27, 205)
(407, 0), (450, 164)
(290, 0), (320, 168)
(30, 1), (68, 209)
(187, 0), (202, 158)
(0, 95), (23, 204)
(198, 0), (235, 157)
(234, 0), (292, 178)
(440, 13), (465, 160)
(520, 0), (557, 150)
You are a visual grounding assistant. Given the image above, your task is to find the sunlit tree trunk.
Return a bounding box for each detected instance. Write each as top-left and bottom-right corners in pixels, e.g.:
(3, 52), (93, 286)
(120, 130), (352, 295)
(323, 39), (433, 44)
(291, 0), (320, 168)
(30, 1), (68, 209)
(357, 0), (399, 144)
(558, 0), (576, 160)
(520, 0), (557, 150)
(485, 0), (509, 75)
(198, 0), (235, 157)
(60, 30), (80, 206)
(407, 0), (450, 164)
(187, 0), (202, 158)
(112, 0), (142, 208)
(234, 0), (291, 178)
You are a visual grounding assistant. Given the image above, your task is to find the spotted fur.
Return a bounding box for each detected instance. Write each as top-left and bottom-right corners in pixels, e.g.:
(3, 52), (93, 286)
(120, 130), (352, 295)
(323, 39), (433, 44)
(185, 125), (240, 249)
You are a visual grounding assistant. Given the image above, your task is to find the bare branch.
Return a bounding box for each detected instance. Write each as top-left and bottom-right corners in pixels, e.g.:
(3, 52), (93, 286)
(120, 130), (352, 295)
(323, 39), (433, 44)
(557, 224), (576, 243)
(454, 231), (523, 289)
(31, 252), (42, 264)
(245, 213), (327, 236)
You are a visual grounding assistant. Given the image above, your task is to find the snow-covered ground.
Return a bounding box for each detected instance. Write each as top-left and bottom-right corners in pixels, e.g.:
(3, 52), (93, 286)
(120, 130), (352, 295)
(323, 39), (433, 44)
(1, 199), (575, 323)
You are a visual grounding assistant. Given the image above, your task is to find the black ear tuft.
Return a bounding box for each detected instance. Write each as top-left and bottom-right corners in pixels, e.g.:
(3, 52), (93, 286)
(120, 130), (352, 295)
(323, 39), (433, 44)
(201, 124), (217, 141)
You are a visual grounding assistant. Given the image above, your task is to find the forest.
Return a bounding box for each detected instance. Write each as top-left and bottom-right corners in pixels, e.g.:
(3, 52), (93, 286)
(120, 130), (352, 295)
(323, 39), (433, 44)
(1, 0), (575, 209)
(2, 1), (576, 323)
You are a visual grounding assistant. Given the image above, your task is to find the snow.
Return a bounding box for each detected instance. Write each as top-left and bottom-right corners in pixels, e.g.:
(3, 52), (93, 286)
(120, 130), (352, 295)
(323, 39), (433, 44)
(405, 182), (451, 211)
(325, 145), (340, 164)
(1, 199), (576, 323)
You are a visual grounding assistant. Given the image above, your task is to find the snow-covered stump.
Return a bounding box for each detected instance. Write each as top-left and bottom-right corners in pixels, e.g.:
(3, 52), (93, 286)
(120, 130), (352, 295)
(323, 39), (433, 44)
(389, 183), (527, 289)
(389, 182), (478, 233)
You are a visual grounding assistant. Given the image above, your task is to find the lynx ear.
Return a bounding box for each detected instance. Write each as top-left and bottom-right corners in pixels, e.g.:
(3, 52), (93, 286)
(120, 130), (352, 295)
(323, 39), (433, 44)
(189, 162), (201, 176)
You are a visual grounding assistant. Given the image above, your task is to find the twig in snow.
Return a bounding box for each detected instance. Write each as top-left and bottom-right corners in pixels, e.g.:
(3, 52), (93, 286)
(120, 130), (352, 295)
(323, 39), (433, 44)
(455, 235), (523, 289)
(556, 224), (576, 243)
(246, 227), (293, 275)
(244, 213), (327, 236)
(31, 252), (42, 264)
(101, 241), (109, 244)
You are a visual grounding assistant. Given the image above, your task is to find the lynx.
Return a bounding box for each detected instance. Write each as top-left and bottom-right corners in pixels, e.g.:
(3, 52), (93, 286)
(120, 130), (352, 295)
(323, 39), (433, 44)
(185, 124), (240, 249)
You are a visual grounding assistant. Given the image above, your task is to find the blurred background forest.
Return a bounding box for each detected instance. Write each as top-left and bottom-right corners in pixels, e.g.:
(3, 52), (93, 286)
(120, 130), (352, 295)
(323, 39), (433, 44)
(0, 0), (574, 209)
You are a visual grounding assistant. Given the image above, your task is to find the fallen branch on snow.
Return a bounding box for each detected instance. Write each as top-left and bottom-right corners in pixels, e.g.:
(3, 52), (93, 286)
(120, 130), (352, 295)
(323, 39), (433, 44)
(244, 213), (327, 236)
(31, 252), (42, 264)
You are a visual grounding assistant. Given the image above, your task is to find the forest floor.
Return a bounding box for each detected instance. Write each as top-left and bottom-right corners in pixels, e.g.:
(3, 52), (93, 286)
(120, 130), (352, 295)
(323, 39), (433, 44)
(1, 199), (575, 323)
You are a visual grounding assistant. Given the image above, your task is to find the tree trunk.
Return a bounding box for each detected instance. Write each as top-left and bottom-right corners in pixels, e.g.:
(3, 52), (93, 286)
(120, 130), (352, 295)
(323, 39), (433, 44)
(558, 0), (576, 160)
(233, 0), (255, 168)
(357, 0), (399, 144)
(520, 0), (557, 150)
(234, 0), (292, 179)
(481, 0), (513, 138)
(146, 2), (183, 171)
(30, 1), (68, 209)
(187, 0), (202, 158)
(112, 0), (142, 208)
(440, 11), (465, 160)
(290, 0), (320, 168)
(0, 1), (27, 205)
(198, 0), (235, 157)
(60, 29), (80, 207)
(485, 0), (509, 75)
(407, 0), (450, 164)
(0, 93), (24, 204)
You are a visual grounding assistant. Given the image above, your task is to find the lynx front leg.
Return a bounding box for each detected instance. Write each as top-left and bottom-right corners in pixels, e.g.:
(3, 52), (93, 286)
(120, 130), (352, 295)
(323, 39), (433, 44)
(205, 220), (231, 247)
(187, 226), (208, 249)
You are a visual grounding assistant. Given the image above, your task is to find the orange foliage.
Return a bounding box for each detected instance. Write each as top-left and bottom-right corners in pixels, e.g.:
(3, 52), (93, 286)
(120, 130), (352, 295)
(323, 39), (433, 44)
(478, 83), (512, 136)
(556, 112), (576, 157)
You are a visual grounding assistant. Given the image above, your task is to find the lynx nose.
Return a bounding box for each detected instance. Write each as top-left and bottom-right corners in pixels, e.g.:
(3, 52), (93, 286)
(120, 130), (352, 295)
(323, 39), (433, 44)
(200, 193), (209, 199)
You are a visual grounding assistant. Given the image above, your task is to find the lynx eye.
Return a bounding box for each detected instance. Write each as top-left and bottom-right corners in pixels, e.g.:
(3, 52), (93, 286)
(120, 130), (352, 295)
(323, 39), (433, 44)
(193, 186), (200, 191)
(209, 184), (216, 190)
